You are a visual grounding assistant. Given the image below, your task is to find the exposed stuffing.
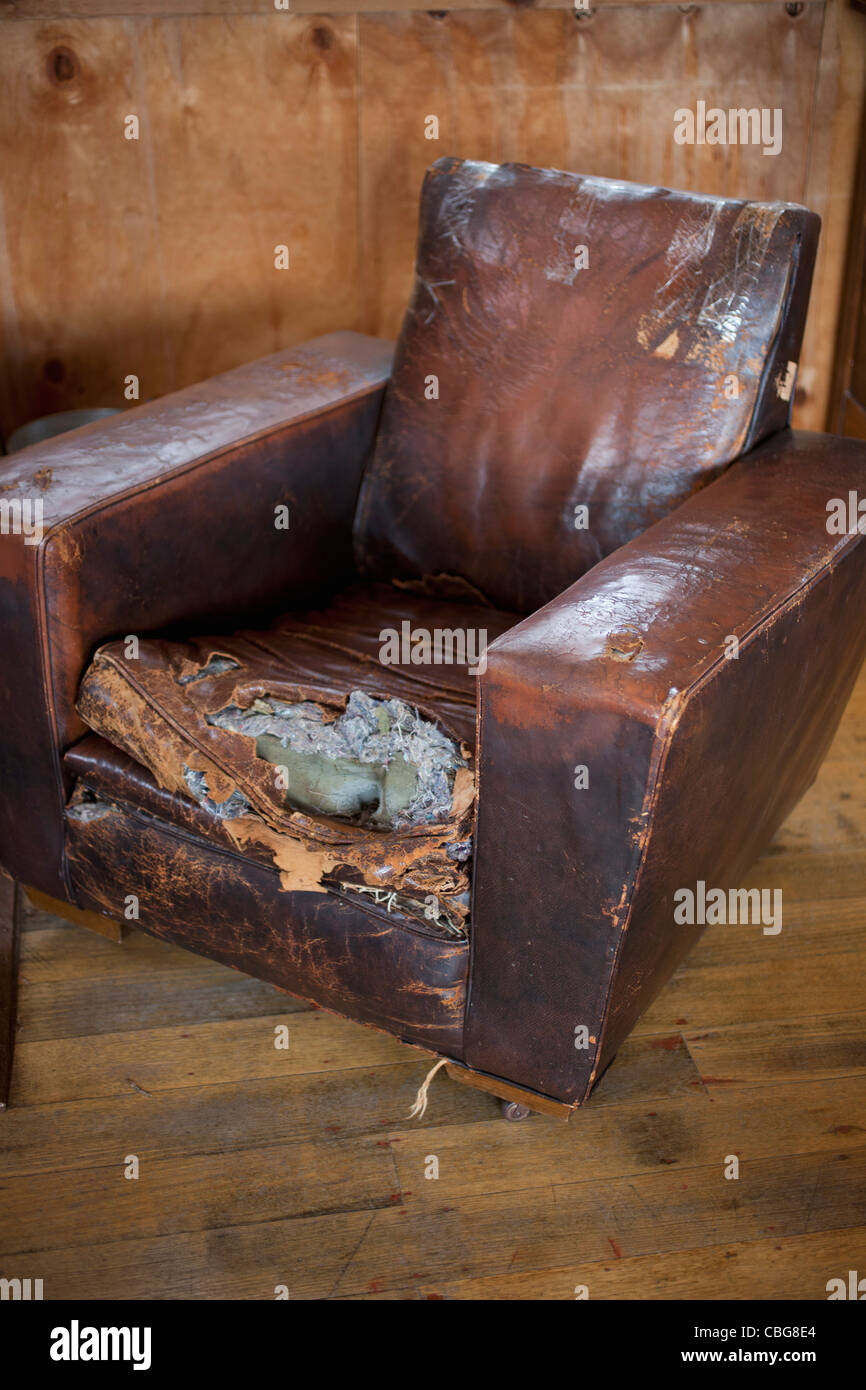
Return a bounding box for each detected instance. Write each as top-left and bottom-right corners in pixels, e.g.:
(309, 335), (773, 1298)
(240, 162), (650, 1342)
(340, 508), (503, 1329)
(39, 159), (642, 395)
(206, 689), (467, 830)
(66, 788), (115, 822)
(182, 766), (251, 820)
(75, 644), (476, 935)
(333, 880), (468, 939)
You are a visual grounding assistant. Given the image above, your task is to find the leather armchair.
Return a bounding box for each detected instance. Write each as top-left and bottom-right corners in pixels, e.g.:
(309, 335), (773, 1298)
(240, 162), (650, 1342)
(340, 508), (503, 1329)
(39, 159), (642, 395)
(2, 158), (864, 1120)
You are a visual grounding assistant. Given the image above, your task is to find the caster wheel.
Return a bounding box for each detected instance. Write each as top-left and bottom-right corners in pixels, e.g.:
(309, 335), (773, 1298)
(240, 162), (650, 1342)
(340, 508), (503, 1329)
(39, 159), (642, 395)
(501, 1099), (532, 1122)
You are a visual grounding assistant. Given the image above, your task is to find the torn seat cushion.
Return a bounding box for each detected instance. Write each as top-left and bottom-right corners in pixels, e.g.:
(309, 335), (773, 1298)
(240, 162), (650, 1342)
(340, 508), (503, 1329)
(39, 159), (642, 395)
(63, 734), (471, 1052)
(74, 582), (518, 934)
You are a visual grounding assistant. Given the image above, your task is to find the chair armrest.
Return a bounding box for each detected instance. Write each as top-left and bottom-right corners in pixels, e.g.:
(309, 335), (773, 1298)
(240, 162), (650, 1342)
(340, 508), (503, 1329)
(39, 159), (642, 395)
(467, 429), (866, 1106)
(0, 330), (392, 897)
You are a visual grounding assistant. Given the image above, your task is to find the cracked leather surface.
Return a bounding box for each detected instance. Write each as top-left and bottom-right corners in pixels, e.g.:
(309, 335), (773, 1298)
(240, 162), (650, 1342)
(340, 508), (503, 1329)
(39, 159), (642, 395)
(356, 158), (819, 614)
(75, 582), (518, 935)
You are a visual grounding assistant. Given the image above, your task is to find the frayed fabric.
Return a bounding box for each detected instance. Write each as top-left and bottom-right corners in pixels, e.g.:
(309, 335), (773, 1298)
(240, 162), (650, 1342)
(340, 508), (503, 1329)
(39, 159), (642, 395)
(407, 1056), (451, 1120)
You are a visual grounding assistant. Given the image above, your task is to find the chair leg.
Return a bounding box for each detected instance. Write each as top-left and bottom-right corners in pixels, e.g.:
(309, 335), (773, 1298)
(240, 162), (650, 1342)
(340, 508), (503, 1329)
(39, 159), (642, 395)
(0, 874), (21, 1110)
(501, 1098), (532, 1122)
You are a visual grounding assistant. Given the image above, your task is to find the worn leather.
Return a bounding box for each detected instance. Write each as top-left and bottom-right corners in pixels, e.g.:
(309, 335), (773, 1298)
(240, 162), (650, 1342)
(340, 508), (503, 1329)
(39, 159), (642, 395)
(64, 778), (467, 1053)
(356, 158), (819, 614)
(466, 429), (866, 1104)
(0, 332), (392, 897)
(74, 582), (517, 928)
(4, 162), (865, 1111)
(66, 735), (253, 853)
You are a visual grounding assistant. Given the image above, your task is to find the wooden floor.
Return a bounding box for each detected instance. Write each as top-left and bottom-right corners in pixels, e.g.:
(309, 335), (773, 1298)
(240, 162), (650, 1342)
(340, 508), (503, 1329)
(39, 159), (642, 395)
(1, 674), (865, 1301)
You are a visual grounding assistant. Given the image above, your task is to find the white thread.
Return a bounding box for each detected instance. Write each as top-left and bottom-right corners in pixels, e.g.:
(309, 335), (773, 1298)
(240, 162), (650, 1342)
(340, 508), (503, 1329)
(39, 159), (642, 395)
(407, 1056), (451, 1120)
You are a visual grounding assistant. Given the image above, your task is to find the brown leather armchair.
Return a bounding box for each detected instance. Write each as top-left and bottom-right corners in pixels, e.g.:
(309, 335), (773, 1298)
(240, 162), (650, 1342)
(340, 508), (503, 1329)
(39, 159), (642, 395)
(2, 158), (865, 1120)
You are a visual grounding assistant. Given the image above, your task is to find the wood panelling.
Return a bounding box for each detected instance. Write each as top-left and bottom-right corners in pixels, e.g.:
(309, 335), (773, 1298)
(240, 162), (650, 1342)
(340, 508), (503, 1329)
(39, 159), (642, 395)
(0, 1), (863, 440)
(825, 24), (866, 436)
(137, 15), (360, 390)
(0, 13), (360, 435)
(803, 0), (866, 430)
(0, 19), (169, 435)
(0, 0), (839, 13)
(358, 4), (828, 350)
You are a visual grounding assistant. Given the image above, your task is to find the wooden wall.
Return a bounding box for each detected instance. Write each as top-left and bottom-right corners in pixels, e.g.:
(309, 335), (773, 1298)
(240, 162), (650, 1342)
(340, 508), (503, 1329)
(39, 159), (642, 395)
(0, 0), (863, 442)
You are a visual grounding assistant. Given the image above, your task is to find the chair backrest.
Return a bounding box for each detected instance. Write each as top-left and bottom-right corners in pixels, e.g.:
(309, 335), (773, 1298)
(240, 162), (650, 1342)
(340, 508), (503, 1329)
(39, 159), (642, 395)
(354, 158), (820, 614)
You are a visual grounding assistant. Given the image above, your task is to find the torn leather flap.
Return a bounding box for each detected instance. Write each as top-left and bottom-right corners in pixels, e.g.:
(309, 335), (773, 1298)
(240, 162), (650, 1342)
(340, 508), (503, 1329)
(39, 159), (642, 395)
(76, 633), (477, 929)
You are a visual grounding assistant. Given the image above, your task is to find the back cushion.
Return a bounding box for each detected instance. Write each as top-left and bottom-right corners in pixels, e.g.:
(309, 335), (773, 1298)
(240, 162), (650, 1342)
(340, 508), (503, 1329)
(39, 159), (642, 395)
(354, 158), (819, 614)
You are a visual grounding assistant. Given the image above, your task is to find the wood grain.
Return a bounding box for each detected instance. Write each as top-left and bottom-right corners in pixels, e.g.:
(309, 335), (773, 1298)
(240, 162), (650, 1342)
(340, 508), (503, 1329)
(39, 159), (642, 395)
(801, 0), (866, 429)
(3, 1), (823, 14)
(9, 1009), (416, 1106)
(0, 1136), (401, 1255)
(357, 5), (823, 340)
(327, 1151), (866, 1295)
(0, 873), (20, 1109)
(0, 3), (861, 436)
(26, 887), (125, 942)
(0, 12), (361, 437)
(0, 18), (169, 438)
(385, 1076), (866, 1203)
(408, 1227), (866, 1301)
(0, 1034), (702, 1180)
